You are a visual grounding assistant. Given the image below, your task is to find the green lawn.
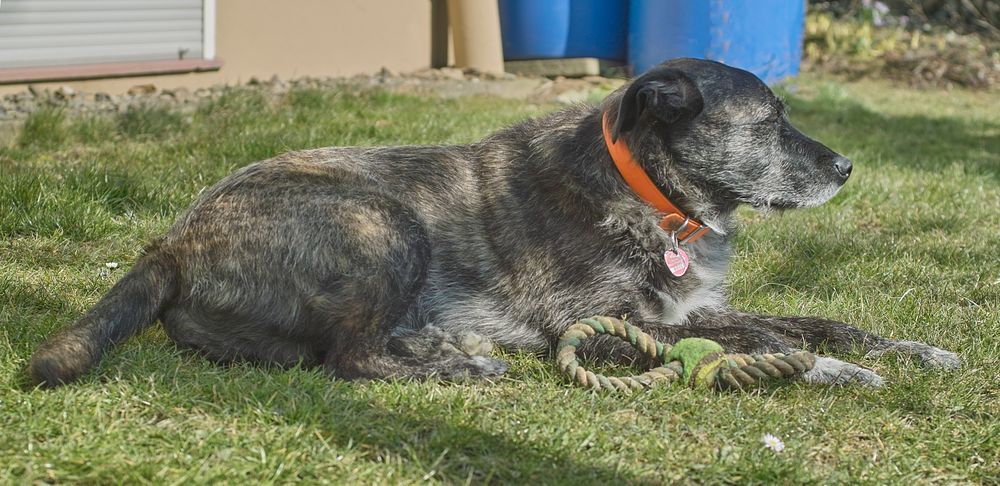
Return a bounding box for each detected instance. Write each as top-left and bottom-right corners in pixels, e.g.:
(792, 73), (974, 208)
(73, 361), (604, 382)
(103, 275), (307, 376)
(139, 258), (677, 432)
(1, 77), (997, 484)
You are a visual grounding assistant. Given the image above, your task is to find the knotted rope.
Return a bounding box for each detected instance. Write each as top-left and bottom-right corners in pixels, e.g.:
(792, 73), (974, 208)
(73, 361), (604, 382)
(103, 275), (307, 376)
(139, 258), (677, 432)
(556, 316), (816, 392)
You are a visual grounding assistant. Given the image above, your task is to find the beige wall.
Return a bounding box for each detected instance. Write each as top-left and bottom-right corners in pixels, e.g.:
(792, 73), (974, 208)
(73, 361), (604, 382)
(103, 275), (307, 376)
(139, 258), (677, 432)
(0, 0), (444, 95)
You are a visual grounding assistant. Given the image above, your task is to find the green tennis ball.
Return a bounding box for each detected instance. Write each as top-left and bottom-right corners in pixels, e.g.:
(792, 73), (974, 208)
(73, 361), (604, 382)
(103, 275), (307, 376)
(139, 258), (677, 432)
(690, 353), (728, 388)
(667, 338), (726, 387)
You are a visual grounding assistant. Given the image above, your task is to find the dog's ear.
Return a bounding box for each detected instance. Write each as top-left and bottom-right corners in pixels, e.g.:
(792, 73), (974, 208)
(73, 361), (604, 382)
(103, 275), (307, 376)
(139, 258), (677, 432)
(612, 68), (704, 142)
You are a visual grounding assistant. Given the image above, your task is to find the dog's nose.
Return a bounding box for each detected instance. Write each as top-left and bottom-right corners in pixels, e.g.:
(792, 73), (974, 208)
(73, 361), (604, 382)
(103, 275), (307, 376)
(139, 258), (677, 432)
(833, 156), (853, 180)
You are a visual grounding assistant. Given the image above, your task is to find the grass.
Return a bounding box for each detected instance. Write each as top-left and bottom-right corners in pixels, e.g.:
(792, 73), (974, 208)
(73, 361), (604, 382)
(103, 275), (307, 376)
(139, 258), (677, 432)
(1, 77), (997, 484)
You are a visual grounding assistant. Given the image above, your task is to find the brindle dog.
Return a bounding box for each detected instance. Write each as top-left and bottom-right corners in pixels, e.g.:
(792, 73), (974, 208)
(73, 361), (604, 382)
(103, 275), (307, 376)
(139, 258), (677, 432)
(30, 59), (959, 388)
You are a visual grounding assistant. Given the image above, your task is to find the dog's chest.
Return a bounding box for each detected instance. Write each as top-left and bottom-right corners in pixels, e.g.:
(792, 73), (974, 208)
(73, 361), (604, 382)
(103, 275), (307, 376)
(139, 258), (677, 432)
(634, 239), (730, 325)
(648, 268), (726, 324)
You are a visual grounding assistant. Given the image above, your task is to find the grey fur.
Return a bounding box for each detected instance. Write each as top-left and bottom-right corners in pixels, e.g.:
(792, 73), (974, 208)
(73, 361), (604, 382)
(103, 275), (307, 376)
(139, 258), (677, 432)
(802, 357), (885, 388)
(30, 59), (958, 388)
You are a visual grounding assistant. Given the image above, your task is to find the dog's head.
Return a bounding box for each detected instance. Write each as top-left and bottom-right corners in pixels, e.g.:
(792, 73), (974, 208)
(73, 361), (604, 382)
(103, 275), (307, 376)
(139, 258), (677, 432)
(610, 58), (851, 210)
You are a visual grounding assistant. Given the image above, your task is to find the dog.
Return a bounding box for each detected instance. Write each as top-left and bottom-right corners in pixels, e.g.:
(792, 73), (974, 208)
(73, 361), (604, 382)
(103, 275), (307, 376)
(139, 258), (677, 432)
(30, 58), (959, 388)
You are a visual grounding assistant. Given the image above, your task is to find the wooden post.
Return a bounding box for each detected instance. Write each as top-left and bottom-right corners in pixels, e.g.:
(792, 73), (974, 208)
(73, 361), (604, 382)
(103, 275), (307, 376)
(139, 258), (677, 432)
(446, 0), (505, 74)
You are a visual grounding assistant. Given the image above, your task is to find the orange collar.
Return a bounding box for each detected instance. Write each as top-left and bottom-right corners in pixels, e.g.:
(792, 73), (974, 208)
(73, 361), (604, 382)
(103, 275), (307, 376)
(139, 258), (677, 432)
(602, 112), (711, 244)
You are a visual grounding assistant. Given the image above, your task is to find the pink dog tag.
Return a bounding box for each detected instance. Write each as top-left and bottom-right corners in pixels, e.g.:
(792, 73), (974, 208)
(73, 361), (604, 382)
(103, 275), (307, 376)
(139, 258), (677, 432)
(664, 248), (690, 277)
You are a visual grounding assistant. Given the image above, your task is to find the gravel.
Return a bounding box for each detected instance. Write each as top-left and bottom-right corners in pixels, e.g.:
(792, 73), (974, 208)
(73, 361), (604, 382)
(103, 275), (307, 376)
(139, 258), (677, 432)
(0, 67), (626, 122)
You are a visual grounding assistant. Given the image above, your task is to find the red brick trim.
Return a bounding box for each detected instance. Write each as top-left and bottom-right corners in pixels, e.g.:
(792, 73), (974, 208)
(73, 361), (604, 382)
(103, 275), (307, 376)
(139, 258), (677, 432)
(0, 59), (224, 84)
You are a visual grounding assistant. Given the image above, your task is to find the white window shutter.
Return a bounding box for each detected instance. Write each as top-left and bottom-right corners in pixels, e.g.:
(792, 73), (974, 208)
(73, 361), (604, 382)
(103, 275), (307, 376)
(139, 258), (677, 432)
(0, 0), (206, 68)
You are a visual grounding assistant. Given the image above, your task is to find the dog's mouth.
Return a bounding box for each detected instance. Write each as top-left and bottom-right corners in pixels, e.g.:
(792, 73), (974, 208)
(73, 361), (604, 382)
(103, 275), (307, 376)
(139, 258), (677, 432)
(741, 183), (844, 211)
(744, 196), (799, 212)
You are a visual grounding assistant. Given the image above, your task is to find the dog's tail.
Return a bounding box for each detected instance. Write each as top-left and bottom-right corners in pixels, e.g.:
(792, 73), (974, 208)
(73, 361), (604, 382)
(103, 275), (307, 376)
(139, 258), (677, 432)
(29, 247), (178, 387)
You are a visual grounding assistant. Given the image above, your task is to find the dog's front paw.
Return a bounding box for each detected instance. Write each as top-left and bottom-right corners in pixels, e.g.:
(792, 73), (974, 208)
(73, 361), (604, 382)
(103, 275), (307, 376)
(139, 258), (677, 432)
(455, 332), (495, 357)
(867, 340), (961, 370)
(439, 355), (508, 380)
(801, 356), (885, 388)
(469, 355), (508, 376)
(914, 345), (961, 369)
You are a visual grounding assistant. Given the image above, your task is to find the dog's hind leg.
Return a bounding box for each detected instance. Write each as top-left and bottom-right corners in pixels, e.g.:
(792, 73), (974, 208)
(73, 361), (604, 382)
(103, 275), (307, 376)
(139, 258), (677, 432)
(388, 325), (496, 358)
(161, 190), (507, 382)
(329, 351), (507, 381)
(332, 325), (507, 381)
(691, 311), (960, 370)
(304, 196), (506, 382)
(163, 308), (325, 368)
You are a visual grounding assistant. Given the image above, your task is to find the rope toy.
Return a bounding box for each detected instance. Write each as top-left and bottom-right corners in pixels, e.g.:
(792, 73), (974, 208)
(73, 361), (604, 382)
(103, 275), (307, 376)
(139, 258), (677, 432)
(556, 316), (816, 392)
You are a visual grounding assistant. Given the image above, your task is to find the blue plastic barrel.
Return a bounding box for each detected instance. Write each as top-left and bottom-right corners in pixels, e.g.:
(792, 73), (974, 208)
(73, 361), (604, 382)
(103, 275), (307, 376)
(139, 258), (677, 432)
(629, 0), (805, 83)
(498, 0), (627, 61)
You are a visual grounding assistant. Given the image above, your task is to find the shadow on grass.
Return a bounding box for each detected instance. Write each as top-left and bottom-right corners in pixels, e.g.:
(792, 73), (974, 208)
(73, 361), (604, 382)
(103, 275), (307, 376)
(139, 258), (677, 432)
(104, 356), (651, 484)
(3, 313), (645, 482)
(786, 92), (1000, 181)
(4, 308), (647, 483)
(737, 226), (999, 305)
(303, 391), (642, 484)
